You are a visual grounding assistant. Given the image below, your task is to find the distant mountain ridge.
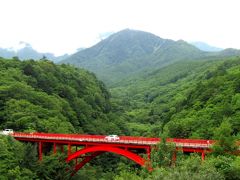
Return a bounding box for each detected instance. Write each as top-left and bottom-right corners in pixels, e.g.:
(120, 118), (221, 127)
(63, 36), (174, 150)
(0, 43), (69, 62)
(60, 29), (240, 85)
(190, 41), (223, 52)
(60, 29), (202, 84)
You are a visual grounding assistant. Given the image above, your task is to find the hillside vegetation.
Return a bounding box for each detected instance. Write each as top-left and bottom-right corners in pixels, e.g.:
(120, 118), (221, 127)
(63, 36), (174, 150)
(1, 56), (240, 179)
(111, 57), (240, 139)
(61, 29), (240, 85)
(0, 57), (125, 134)
(61, 29), (205, 84)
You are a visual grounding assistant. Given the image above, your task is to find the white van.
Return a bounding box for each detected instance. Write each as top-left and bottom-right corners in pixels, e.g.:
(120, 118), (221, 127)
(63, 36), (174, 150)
(105, 135), (120, 141)
(0, 129), (14, 135)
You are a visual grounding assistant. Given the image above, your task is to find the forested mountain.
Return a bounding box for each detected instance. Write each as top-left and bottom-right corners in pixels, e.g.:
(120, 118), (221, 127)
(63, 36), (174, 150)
(110, 57), (240, 139)
(61, 29), (240, 85)
(0, 57), (126, 134)
(0, 57), (129, 179)
(1, 34), (240, 179)
(1, 57), (240, 179)
(61, 29), (203, 84)
(110, 55), (240, 180)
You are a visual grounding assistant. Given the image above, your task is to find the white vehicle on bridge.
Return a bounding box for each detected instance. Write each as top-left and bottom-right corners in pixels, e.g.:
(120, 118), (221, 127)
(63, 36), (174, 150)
(105, 135), (120, 141)
(0, 129), (14, 135)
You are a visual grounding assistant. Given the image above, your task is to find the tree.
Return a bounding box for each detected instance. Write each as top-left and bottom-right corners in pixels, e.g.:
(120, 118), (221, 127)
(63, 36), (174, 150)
(213, 121), (238, 155)
(36, 153), (72, 180)
(150, 133), (176, 168)
(21, 143), (38, 171)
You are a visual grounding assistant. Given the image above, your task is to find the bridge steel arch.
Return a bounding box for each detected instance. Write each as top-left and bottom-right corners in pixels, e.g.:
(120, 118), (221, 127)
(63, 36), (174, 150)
(66, 145), (146, 171)
(74, 151), (104, 172)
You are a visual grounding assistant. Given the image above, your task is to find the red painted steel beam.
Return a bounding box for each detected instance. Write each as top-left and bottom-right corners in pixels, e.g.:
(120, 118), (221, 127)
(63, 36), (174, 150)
(172, 151), (177, 163)
(66, 146), (145, 167)
(53, 143), (57, 154)
(13, 137), (152, 150)
(10, 132), (225, 148)
(146, 147), (151, 160)
(202, 151), (205, 161)
(60, 145), (64, 153)
(12, 132), (239, 155)
(68, 144), (71, 156)
(177, 147), (212, 153)
(38, 142), (42, 161)
(74, 151), (104, 173)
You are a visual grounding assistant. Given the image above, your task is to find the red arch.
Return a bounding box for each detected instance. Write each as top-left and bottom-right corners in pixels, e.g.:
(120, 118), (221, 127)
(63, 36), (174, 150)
(66, 146), (145, 167)
(75, 151), (103, 172)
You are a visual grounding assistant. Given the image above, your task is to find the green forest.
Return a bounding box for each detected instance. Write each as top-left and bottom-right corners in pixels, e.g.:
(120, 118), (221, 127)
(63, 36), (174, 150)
(0, 57), (240, 179)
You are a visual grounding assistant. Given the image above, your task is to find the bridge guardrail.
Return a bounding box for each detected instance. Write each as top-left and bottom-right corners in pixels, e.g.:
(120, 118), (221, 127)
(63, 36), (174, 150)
(12, 132), (219, 148)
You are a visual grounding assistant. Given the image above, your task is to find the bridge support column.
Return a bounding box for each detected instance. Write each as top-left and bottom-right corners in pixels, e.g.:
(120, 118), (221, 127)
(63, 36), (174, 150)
(53, 143), (57, 154)
(68, 144), (71, 156)
(145, 147), (152, 171)
(75, 146), (78, 165)
(172, 151), (177, 166)
(60, 145), (64, 153)
(38, 142), (42, 161)
(146, 147), (151, 160)
(201, 151), (205, 161)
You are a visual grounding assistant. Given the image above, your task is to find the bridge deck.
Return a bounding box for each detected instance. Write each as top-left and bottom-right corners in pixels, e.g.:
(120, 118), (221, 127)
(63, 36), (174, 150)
(12, 132), (214, 149)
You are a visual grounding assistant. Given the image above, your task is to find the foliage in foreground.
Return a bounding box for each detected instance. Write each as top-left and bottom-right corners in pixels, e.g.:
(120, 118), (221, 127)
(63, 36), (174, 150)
(0, 57), (126, 134)
(111, 57), (240, 139)
(1, 57), (240, 179)
(114, 146), (240, 180)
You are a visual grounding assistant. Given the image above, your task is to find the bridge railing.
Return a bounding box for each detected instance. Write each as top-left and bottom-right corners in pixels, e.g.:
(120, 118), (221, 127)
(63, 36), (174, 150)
(170, 138), (215, 148)
(12, 132), (221, 148)
(13, 132), (107, 141)
(119, 136), (160, 144)
(12, 132), (161, 144)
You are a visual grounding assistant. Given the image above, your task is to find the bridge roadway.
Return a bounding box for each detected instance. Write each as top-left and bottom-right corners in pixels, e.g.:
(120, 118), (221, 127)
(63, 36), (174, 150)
(12, 132), (214, 149)
(11, 132), (236, 173)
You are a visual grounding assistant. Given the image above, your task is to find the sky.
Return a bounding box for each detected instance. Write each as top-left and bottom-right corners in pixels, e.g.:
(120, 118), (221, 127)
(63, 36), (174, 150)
(0, 0), (240, 55)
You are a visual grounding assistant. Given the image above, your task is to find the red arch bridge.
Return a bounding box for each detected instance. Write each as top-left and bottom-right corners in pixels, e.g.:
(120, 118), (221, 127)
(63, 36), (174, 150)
(10, 132), (237, 173)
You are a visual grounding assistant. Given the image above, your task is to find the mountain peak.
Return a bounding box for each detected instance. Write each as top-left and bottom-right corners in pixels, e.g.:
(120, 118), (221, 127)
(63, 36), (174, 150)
(64, 29), (166, 65)
(60, 29), (240, 85)
(61, 29), (206, 84)
(110, 28), (163, 40)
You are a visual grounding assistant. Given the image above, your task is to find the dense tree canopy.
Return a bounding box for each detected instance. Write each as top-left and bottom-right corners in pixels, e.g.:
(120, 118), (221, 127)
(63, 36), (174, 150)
(111, 57), (240, 140)
(0, 57), (126, 134)
(0, 57), (240, 179)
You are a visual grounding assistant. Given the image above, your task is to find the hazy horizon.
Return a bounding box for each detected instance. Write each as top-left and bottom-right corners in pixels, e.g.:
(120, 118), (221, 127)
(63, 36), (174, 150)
(0, 0), (240, 55)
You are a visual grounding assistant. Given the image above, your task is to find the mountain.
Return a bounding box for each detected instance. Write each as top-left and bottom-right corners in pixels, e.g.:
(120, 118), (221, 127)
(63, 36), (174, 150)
(0, 43), (69, 62)
(0, 57), (125, 134)
(61, 29), (208, 84)
(61, 29), (240, 85)
(62, 29), (165, 65)
(191, 41), (223, 52)
(110, 57), (240, 138)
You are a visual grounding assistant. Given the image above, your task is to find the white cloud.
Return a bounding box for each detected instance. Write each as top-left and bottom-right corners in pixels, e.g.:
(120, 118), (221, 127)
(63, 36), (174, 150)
(0, 0), (240, 55)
